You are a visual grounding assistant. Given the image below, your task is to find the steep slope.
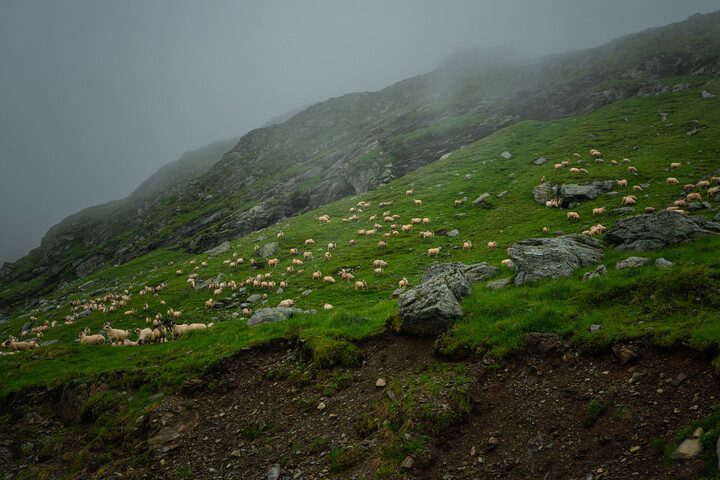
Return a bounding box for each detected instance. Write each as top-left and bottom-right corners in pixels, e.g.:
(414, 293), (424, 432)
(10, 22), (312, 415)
(1, 78), (720, 479)
(2, 10), (720, 307)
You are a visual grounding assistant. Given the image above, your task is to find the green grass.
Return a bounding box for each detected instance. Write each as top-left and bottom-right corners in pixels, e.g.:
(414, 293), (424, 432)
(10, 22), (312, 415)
(1, 79), (720, 404)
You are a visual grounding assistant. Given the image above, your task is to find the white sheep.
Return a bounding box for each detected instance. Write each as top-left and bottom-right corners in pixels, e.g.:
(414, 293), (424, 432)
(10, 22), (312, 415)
(103, 322), (130, 345)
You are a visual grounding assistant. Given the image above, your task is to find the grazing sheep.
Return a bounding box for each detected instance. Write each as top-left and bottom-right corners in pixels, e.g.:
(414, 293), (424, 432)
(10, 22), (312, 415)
(278, 299), (296, 308)
(414, 199), (422, 206)
(373, 260), (389, 268)
(277, 232), (283, 239)
(595, 158), (604, 164)
(644, 207), (656, 213)
(462, 241), (472, 250)
(323, 276), (336, 284)
(617, 179), (628, 188)
(364, 229), (376, 236)
(711, 176), (720, 184)
(374, 268), (384, 276)
(175, 269), (183, 276)
(324, 304), (334, 310)
(592, 207), (606, 216)
(686, 192), (702, 201)
(411, 218), (422, 225)
(566, 212), (580, 220)
(398, 277), (409, 288)
(621, 196), (637, 205)
(303, 251), (314, 260)
(697, 180), (710, 190)
(355, 280), (367, 291)
(328, 242), (336, 251)
(77, 330), (105, 346)
(103, 322), (130, 345)
(305, 238), (316, 246)
(542, 227), (550, 233)
(554, 163), (563, 170)
(573, 153), (581, 159)
(312, 271), (323, 281)
(707, 186), (719, 196)
(422, 218), (430, 224)
(622, 158), (630, 163)
(405, 189), (414, 196)
(610, 160), (618, 166)
(454, 199), (463, 206)
(667, 177), (679, 185)
(401, 224), (413, 233)
(427, 247), (441, 257)
(487, 241), (498, 249)
(670, 162), (681, 169)
(569, 167), (580, 174)
(627, 166), (637, 173)
(242, 308), (252, 316)
(349, 239), (357, 246)
(135, 328), (154, 345)
(673, 199), (687, 208)
(633, 185), (643, 192)
(376, 240), (387, 248)
(268, 258), (280, 267)
(205, 298), (215, 309)
(318, 215), (330, 223)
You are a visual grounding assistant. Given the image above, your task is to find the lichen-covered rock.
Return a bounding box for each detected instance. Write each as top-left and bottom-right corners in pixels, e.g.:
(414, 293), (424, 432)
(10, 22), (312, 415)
(509, 235), (604, 286)
(257, 241), (278, 258)
(486, 278), (513, 289)
(400, 262), (496, 337)
(615, 256), (651, 270)
(246, 307), (304, 327)
(604, 210), (720, 251)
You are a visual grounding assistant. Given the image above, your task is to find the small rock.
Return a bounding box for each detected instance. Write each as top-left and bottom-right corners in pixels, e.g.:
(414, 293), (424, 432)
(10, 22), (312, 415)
(317, 402), (326, 411)
(702, 90), (715, 99)
(532, 157), (548, 165)
(485, 278), (513, 290)
(302, 289), (312, 296)
(497, 191), (508, 198)
(375, 378), (386, 388)
(673, 438), (703, 459)
(629, 446), (641, 453)
(465, 174), (472, 179)
(446, 229), (459, 237)
(615, 256), (651, 270)
(473, 193), (491, 204)
(401, 456), (415, 469)
(612, 344), (640, 364)
(267, 465), (280, 480)
(500, 151), (512, 159)
(590, 324), (601, 333)
(655, 258), (674, 269)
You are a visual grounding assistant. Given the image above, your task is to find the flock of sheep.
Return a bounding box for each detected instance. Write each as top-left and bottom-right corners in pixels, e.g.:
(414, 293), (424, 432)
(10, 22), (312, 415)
(4, 148), (719, 355)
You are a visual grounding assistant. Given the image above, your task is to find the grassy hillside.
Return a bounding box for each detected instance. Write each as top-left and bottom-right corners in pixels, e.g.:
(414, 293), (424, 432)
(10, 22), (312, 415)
(2, 79), (719, 396)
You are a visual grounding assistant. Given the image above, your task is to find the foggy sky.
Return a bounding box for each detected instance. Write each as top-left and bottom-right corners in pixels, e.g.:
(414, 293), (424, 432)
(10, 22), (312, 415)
(1, 0), (718, 265)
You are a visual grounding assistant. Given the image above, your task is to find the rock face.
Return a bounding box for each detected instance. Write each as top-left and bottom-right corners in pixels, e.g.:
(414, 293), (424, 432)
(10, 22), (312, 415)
(400, 262), (497, 337)
(509, 235), (604, 286)
(246, 307), (304, 327)
(604, 210), (720, 251)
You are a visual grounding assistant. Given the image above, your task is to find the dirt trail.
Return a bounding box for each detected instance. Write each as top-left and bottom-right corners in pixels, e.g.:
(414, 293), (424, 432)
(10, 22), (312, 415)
(3, 333), (719, 479)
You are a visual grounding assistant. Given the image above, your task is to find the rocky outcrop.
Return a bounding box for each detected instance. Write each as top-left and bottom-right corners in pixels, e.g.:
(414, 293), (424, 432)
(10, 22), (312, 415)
(604, 210), (720, 251)
(399, 262), (497, 337)
(615, 256), (651, 270)
(509, 235), (604, 286)
(532, 181), (615, 207)
(246, 307), (305, 327)
(258, 242), (278, 258)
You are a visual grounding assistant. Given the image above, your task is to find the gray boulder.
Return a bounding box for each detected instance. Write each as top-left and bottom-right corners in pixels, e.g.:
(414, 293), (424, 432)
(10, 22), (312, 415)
(500, 151), (512, 159)
(205, 241), (230, 257)
(532, 183), (559, 204)
(655, 258), (674, 269)
(246, 294), (263, 303)
(615, 256), (651, 270)
(582, 264), (607, 280)
(604, 210), (720, 251)
(532, 157), (547, 165)
(473, 193), (491, 204)
(509, 235), (604, 286)
(560, 181), (615, 204)
(400, 262), (497, 337)
(446, 229), (459, 237)
(421, 262), (497, 284)
(258, 242), (279, 258)
(246, 307), (304, 327)
(399, 272), (471, 337)
(486, 278), (513, 289)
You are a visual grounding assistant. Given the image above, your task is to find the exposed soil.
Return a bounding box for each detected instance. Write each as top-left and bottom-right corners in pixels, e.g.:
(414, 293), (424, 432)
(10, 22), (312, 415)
(2, 333), (719, 479)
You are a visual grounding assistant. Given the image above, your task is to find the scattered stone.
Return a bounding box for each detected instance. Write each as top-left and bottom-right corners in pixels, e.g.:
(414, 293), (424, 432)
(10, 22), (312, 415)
(655, 258), (674, 269)
(317, 402), (326, 411)
(376, 378), (386, 388)
(267, 464), (280, 480)
(615, 256), (651, 270)
(612, 344), (640, 364)
(629, 446), (641, 454)
(446, 229), (459, 237)
(496, 191), (508, 198)
(590, 324), (601, 333)
(533, 157), (548, 165)
(605, 210), (720, 251)
(399, 271), (470, 337)
(673, 438), (703, 459)
(473, 193), (491, 204)
(401, 456), (415, 469)
(500, 151), (512, 159)
(246, 294), (263, 303)
(702, 90), (715, 99)
(258, 242), (278, 258)
(182, 377), (206, 393)
(485, 278), (513, 289)
(509, 235), (604, 286)
(582, 264), (607, 280)
(465, 174), (472, 179)
(302, 289), (312, 296)
(246, 307), (304, 327)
